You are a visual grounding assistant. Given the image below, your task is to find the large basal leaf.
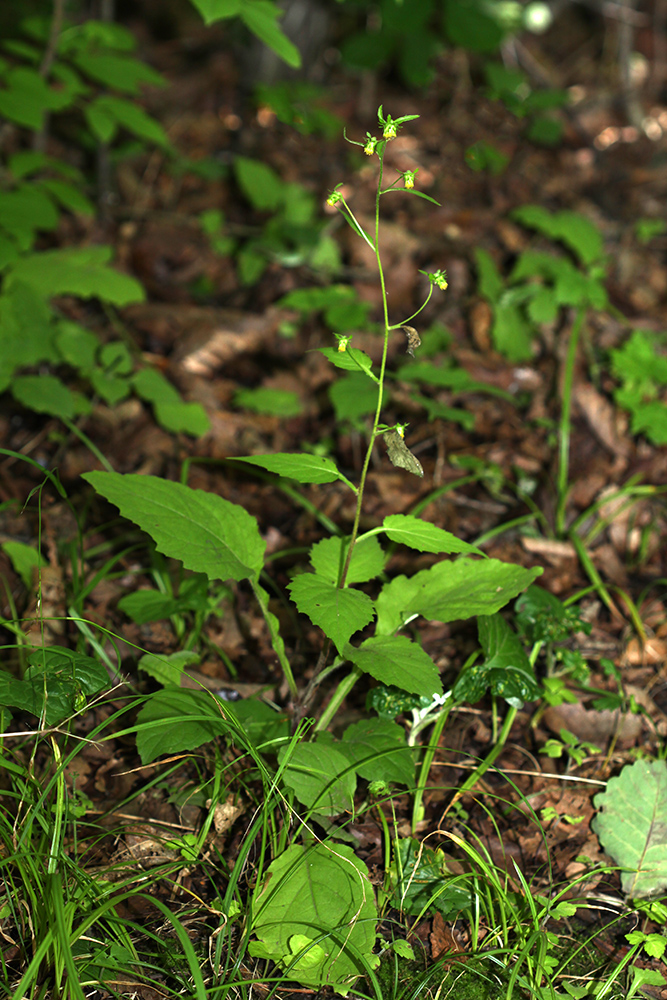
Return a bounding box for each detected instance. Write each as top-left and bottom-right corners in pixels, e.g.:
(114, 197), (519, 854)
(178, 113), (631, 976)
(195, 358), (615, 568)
(340, 718), (415, 788)
(345, 635), (442, 697)
(287, 573), (375, 654)
(229, 452), (355, 489)
(375, 558), (542, 635)
(83, 472), (265, 583)
(382, 514), (485, 557)
(593, 759), (667, 899)
(310, 535), (386, 586)
(249, 842), (377, 990)
(453, 613), (539, 707)
(134, 688), (233, 764)
(278, 741), (356, 815)
(0, 646), (109, 726)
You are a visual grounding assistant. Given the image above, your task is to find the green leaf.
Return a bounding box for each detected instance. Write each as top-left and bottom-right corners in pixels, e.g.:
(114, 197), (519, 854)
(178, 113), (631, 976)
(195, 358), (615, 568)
(376, 558), (542, 635)
(0, 646), (108, 726)
(511, 205), (604, 266)
(7, 246), (145, 304)
(138, 650), (199, 687)
(345, 634), (442, 697)
(0, 67), (60, 129)
(39, 179), (95, 216)
(240, 0), (301, 69)
(87, 95), (171, 148)
(132, 366), (210, 435)
(250, 843), (377, 989)
(382, 514), (485, 557)
(234, 387), (303, 417)
(453, 613), (539, 706)
(11, 374), (91, 420)
(184, 0), (241, 24)
(340, 718), (414, 787)
(319, 346), (377, 380)
(474, 247), (504, 302)
(593, 759), (667, 898)
(278, 741), (356, 815)
(310, 535), (386, 586)
(234, 156), (284, 211)
(492, 300), (534, 361)
(82, 471), (265, 583)
(2, 540), (40, 588)
(389, 837), (472, 918)
(0, 186), (59, 248)
(329, 372), (380, 423)
(0, 281), (58, 371)
(287, 573), (375, 654)
(71, 52), (165, 94)
(230, 452), (355, 488)
(135, 688), (232, 764)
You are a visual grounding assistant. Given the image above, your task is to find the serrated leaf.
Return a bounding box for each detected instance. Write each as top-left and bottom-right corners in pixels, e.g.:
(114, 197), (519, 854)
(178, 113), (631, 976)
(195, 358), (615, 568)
(278, 741), (356, 814)
(11, 374), (91, 419)
(382, 514), (485, 557)
(319, 346), (377, 380)
(83, 471), (265, 583)
(288, 573), (374, 654)
(376, 558), (542, 635)
(340, 718), (414, 787)
(230, 452), (355, 488)
(345, 634), (442, 697)
(310, 535), (386, 585)
(138, 650), (199, 687)
(6, 246), (144, 304)
(592, 759), (667, 898)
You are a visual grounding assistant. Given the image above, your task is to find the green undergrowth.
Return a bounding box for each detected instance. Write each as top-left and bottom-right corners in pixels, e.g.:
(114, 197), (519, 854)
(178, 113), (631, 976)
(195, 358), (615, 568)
(1, 2), (667, 996)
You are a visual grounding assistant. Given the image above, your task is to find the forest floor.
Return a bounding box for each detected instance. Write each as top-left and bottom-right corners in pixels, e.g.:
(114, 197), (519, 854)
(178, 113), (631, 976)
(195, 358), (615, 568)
(4, 5), (667, 998)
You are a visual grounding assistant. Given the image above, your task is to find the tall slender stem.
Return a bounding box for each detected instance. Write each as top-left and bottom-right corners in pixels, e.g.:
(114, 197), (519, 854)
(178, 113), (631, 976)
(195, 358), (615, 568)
(556, 306), (585, 537)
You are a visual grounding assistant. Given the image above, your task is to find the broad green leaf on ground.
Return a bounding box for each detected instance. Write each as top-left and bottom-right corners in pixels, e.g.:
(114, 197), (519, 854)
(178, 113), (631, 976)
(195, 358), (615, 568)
(382, 514), (485, 557)
(288, 574), (375, 654)
(0, 646), (108, 726)
(132, 367), (210, 436)
(345, 635), (442, 697)
(83, 472), (265, 583)
(310, 535), (386, 585)
(234, 155), (284, 210)
(389, 838), (473, 918)
(0, 282), (57, 379)
(138, 650), (199, 688)
(11, 374), (91, 419)
(511, 205), (604, 266)
(249, 842), (377, 990)
(375, 558), (542, 635)
(453, 613), (539, 707)
(229, 453), (356, 490)
(278, 741), (356, 815)
(593, 759), (667, 898)
(340, 718), (415, 787)
(134, 688), (233, 764)
(229, 697), (290, 750)
(6, 246), (145, 304)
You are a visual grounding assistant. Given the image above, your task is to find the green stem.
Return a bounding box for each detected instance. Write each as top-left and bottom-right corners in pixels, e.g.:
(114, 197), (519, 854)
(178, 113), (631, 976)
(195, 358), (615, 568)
(411, 704), (451, 832)
(556, 307), (586, 537)
(62, 417), (115, 473)
(250, 578), (298, 700)
(313, 665), (362, 733)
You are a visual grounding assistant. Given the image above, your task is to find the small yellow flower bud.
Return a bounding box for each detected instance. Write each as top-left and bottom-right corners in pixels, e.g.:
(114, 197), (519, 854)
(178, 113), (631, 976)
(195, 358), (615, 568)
(404, 171), (416, 190)
(337, 336), (351, 353)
